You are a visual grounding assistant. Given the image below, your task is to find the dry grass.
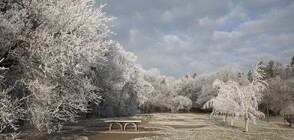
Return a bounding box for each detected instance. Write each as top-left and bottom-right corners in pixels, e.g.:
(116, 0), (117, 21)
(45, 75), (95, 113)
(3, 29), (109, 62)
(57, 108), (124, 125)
(166, 125), (207, 129)
(148, 114), (294, 140)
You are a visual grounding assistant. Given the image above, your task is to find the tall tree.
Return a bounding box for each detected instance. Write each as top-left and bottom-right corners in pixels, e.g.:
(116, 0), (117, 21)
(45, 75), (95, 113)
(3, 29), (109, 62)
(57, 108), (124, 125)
(265, 60), (275, 78)
(291, 56), (294, 67)
(88, 41), (146, 117)
(290, 56), (294, 77)
(0, 0), (113, 133)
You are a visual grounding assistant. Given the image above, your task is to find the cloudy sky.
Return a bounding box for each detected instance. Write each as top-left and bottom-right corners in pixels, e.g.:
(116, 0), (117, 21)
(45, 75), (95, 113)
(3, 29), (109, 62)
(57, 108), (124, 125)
(96, 0), (294, 78)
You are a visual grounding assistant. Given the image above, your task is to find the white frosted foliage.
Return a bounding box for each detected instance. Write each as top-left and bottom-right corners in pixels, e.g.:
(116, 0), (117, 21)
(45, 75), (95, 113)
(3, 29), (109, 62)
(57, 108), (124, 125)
(0, 59), (24, 133)
(171, 95), (192, 112)
(0, 0), (113, 133)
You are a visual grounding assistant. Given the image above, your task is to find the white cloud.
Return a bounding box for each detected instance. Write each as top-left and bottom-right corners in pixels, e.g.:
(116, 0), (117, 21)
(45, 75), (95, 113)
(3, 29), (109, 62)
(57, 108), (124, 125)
(239, 0), (292, 14)
(161, 11), (173, 23)
(236, 47), (256, 54)
(96, 0), (294, 78)
(260, 34), (294, 51)
(239, 2), (294, 35)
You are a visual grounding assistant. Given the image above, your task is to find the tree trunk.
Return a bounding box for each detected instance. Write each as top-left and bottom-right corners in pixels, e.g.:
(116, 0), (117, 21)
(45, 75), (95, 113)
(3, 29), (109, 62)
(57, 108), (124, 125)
(244, 116), (248, 132)
(224, 114), (227, 122)
(244, 103), (249, 132)
(266, 103), (269, 123)
(230, 117), (234, 126)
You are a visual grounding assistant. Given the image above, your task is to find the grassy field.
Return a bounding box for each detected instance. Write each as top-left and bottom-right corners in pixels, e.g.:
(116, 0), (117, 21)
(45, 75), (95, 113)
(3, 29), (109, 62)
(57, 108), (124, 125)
(142, 113), (294, 140)
(15, 113), (294, 140)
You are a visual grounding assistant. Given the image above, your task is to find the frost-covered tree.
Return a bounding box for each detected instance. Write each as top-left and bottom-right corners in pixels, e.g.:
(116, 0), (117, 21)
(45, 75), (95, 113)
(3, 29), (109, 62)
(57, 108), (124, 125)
(88, 41), (134, 117)
(194, 74), (218, 109)
(140, 69), (176, 112)
(124, 65), (155, 115)
(204, 64), (267, 132)
(0, 58), (25, 133)
(175, 74), (204, 109)
(259, 60), (294, 120)
(131, 67), (154, 114)
(87, 40), (154, 117)
(263, 77), (293, 116)
(197, 66), (249, 109)
(0, 0), (113, 133)
(174, 66), (249, 112)
(171, 95), (192, 112)
(204, 79), (243, 123)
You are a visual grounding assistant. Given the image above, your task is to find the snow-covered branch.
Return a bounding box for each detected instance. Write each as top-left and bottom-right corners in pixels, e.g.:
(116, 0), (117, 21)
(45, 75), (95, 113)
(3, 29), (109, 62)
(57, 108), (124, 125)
(0, 0), (113, 133)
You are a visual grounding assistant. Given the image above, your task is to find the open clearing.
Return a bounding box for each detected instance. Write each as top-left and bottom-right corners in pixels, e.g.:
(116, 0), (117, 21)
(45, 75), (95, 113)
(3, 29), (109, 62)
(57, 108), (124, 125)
(17, 113), (294, 140)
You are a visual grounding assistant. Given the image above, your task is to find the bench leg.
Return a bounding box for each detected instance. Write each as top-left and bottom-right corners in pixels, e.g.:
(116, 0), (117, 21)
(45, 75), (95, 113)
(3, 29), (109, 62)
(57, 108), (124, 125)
(124, 123), (138, 131)
(109, 123), (123, 131)
(117, 123), (123, 130)
(134, 123), (138, 130)
(109, 123), (113, 130)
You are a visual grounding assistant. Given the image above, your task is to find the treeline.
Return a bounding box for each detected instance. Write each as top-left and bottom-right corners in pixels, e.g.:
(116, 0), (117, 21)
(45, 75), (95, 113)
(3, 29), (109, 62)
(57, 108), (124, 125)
(142, 58), (294, 116)
(257, 59), (294, 116)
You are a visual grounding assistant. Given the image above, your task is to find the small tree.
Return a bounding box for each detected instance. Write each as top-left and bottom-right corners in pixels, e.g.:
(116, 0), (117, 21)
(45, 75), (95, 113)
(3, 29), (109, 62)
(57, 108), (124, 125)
(171, 96), (192, 112)
(204, 64), (267, 132)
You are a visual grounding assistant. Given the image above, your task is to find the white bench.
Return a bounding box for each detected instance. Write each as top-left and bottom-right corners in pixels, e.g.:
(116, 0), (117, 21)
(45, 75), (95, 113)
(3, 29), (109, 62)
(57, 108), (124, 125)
(104, 120), (142, 131)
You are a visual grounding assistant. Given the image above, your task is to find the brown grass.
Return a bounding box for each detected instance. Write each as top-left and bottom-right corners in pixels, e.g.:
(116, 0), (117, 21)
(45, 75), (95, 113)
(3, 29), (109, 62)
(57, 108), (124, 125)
(169, 119), (185, 121)
(166, 125), (207, 129)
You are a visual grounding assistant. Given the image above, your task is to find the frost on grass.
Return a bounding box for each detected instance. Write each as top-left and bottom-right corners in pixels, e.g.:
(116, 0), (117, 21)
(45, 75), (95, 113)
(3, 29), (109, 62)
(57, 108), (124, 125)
(153, 114), (294, 140)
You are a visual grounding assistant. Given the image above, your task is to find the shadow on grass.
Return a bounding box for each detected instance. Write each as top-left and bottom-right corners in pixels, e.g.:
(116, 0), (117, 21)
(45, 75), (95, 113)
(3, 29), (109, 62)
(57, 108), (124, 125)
(207, 118), (245, 132)
(277, 123), (294, 129)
